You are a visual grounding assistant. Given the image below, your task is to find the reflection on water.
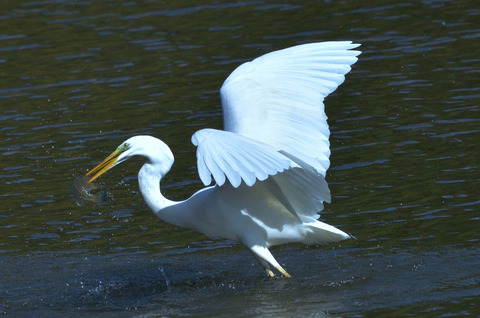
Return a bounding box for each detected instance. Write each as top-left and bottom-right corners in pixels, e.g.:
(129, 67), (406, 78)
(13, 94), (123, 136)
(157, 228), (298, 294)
(1, 0), (479, 316)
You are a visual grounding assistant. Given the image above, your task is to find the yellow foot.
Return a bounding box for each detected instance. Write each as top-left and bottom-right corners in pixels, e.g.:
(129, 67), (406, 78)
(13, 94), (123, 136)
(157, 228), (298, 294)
(265, 267), (291, 278)
(276, 265), (291, 278)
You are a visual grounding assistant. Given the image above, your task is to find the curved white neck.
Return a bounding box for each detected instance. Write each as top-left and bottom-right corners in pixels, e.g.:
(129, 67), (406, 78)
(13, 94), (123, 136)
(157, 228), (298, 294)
(138, 162), (177, 214)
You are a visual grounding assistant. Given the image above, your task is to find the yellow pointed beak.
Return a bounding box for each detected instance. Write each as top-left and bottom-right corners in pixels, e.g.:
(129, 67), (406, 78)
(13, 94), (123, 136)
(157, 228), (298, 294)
(86, 148), (122, 183)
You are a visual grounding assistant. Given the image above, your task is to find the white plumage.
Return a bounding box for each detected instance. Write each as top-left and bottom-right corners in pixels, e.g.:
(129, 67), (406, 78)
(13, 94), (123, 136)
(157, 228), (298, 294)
(86, 41), (361, 278)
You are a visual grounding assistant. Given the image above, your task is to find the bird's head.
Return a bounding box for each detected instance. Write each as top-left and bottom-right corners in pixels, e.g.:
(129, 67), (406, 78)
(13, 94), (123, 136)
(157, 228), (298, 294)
(86, 139), (133, 183)
(86, 135), (174, 183)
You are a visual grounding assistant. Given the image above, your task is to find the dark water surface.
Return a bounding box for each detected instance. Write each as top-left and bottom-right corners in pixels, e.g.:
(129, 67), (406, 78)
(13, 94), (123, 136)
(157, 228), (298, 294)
(1, 1), (479, 317)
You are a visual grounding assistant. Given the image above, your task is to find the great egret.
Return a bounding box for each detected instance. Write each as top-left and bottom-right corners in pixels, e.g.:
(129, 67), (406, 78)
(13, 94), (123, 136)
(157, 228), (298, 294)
(86, 41), (361, 278)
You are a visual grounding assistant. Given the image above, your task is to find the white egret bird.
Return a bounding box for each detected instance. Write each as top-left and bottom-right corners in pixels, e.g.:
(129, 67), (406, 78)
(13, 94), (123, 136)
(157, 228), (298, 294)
(86, 41), (361, 278)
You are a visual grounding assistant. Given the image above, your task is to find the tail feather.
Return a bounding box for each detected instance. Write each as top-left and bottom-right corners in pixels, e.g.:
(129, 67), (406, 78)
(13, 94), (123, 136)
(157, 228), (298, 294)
(302, 217), (350, 244)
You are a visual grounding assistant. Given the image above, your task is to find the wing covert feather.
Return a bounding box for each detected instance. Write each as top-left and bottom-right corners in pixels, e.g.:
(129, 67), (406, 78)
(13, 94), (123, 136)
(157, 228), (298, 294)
(192, 129), (297, 187)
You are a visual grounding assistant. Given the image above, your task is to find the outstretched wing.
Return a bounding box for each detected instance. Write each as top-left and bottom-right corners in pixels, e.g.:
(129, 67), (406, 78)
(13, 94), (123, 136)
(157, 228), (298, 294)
(193, 41), (360, 188)
(192, 128), (332, 219)
(221, 41), (360, 175)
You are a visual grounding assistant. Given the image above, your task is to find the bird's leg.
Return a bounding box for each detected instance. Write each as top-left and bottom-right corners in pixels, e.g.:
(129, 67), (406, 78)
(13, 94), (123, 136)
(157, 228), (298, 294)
(250, 245), (292, 278)
(274, 264), (291, 278)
